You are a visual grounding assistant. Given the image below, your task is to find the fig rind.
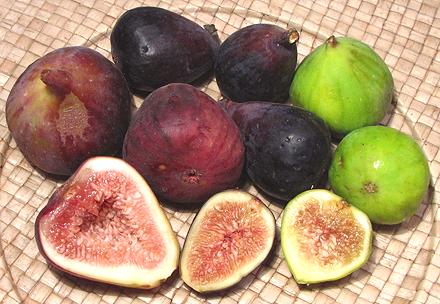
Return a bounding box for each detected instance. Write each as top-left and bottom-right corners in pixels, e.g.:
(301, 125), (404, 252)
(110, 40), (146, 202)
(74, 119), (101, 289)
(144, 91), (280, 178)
(281, 189), (372, 284)
(180, 190), (275, 293)
(35, 157), (180, 289)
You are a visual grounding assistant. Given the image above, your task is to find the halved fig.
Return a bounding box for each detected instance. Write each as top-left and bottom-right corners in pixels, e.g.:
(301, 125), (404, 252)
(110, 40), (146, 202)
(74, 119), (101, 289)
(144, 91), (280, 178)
(35, 157), (180, 289)
(180, 190), (275, 292)
(281, 189), (372, 284)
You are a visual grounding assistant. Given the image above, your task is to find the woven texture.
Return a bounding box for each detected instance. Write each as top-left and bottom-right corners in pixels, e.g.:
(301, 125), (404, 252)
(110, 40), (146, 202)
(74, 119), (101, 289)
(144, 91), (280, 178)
(1, 0), (439, 303)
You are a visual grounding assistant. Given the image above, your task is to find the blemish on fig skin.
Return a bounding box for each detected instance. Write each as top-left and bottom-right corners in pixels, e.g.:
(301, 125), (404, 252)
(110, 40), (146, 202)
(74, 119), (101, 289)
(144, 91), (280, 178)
(182, 169), (202, 184)
(363, 182), (378, 194)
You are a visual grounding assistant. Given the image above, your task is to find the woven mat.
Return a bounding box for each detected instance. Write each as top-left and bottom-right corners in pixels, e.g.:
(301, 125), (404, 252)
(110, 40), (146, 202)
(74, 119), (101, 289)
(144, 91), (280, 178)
(0, 0), (439, 303)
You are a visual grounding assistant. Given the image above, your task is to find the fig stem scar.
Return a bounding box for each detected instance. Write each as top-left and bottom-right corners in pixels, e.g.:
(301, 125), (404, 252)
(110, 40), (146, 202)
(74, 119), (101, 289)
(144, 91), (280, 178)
(326, 35), (337, 47)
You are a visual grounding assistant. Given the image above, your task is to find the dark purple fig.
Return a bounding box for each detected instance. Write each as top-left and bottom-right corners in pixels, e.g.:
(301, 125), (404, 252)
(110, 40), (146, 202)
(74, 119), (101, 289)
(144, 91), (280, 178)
(215, 24), (298, 103)
(221, 100), (331, 201)
(111, 7), (219, 93)
(123, 83), (245, 204)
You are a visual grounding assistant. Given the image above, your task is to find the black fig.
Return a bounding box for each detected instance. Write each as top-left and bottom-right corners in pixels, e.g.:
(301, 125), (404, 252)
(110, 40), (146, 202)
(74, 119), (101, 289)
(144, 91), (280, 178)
(215, 24), (298, 102)
(221, 100), (331, 201)
(111, 7), (219, 93)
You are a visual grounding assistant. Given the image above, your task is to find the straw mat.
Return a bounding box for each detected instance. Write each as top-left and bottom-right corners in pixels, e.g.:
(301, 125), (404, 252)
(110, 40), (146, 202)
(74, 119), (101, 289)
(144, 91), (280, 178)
(0, 0), (439, 303)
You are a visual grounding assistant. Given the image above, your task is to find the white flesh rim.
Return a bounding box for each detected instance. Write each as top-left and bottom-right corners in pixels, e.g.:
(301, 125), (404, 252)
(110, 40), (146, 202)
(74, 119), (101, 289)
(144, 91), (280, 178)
(180, 189), (276, 293)
(38, 156), (180, 289)
(281, 189), (373, 284)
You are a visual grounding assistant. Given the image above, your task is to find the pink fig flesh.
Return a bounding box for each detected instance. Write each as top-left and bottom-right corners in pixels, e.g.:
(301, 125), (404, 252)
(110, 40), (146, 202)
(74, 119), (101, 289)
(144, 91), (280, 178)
(35, 157), (180, 288)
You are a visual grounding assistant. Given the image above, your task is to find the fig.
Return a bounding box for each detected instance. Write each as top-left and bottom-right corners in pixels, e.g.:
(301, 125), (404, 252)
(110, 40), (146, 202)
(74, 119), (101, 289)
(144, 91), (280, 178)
(215, 24), (298, 102)
(281, 189), (372, 284)
(290, 36), (394, 136)
(6, 46), (131, 176)
(329, 126), (430, 225)
(123, 83), (245, 204)
(35, 157), (180, 289)
(180, 190), (275, 292)
(111, 7), (219, 93)
(221, 100), (331, 201)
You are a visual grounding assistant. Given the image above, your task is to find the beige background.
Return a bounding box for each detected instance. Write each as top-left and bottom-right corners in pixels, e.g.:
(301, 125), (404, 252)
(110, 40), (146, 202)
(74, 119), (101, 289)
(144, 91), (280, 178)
(0, 0), (439, 303)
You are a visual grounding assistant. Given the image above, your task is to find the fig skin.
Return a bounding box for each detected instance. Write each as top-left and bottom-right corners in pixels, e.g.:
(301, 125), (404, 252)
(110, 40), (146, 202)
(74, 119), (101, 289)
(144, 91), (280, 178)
(290, 36), (394, 136)
(111, 7), (219, 93)
(35, 157), (180, 289)
(123, 83), (245, 204)
(221, 100), (332, 201)
(6, 46), (132, 176)
(215, 24), (299, 103)
(180, 189), (276, 293)
(329, 126), (430, 225)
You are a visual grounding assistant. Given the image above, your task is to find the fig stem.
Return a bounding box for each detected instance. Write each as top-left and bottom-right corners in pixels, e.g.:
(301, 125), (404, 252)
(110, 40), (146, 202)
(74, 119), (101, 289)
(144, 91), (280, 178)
(280, 29), (299, 48)
(204, 24), (221, 45)
(40, 69), (73, 97)
(326, 35), (338, 47)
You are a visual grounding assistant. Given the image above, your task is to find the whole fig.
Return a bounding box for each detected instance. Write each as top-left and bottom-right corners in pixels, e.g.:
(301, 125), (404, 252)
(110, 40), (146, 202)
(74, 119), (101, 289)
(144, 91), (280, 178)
(123, 83), (244, 204)
(6, 46), (131, 176)
(290, 36), (394, 136)
(215, 24), (298, 102)
(111, 7), (219, 93)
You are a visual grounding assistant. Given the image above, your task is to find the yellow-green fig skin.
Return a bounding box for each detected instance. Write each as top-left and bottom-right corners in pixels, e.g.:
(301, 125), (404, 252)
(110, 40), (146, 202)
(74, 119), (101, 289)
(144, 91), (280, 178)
(329, 126), (430, 225)
(289, 36), (394, 135)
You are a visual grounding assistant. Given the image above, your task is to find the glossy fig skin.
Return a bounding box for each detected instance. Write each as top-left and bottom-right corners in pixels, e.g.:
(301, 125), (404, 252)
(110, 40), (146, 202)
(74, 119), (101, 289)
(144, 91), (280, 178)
(221, 100), (331, 201)
(6, 46), (132, 176)
(111, 7), (219, 93)
(215, 24), (298, 103)
(123, 83), (245, 204)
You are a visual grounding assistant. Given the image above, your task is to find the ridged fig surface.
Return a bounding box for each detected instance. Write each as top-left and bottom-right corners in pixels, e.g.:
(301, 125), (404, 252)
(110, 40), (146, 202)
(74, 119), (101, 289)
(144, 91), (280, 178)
(290, 36), (394, 136)
(111, 7), (219, 92)
(180, 190), (275, 292)
(221, 100), (331, 201)
(6, 46), (131, 175)
(123, 83), (245, 204)
(35, 157), (180, 289)
(215, 24), (298, 102)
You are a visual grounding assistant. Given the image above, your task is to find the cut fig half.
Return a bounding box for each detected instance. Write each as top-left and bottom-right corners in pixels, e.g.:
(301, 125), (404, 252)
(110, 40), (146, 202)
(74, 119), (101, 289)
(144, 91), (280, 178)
(180, 190), (275, 293)
(281, 189), (372, 284)
(35, 157), (180, 289)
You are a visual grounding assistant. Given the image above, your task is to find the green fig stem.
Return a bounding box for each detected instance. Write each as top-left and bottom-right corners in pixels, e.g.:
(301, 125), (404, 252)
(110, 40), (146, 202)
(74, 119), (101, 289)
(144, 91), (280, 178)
(40, 69), (72, 97)
(326, 35), (338, 47)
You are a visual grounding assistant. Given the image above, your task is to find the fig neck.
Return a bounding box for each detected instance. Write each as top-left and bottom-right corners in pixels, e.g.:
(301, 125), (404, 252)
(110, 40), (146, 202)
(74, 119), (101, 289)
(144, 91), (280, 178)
(40, 69), (73, 98)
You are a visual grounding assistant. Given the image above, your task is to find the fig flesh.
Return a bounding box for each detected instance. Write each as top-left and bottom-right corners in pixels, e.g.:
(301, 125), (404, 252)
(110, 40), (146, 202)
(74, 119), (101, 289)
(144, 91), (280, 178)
(123, 83), (245, 204)
(281, 189), (372, 284)
(290, 36), (394, 136)
(215, 24), (298, 102)
(221, 100), (331, 201)
(35, 157), (180, 289)
(6, 46), (132, 175)
(329, 126), (430, 225)
(111, 7), (219, 93)
(180, 190), (275, 292)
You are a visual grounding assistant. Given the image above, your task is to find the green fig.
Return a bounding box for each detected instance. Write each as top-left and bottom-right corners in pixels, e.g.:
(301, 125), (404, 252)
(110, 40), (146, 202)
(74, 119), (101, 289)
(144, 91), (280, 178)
(290, 36), (394, 136)
(329, 126), (430, 225)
